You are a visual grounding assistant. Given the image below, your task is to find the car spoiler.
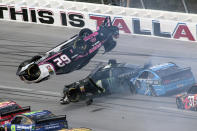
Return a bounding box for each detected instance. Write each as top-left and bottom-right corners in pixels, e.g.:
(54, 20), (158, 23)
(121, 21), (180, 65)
(36, 115), (67, 124)
(161, 67), (193, 84)
(160, 67), (192, 78)
(0, 106), (31, 117)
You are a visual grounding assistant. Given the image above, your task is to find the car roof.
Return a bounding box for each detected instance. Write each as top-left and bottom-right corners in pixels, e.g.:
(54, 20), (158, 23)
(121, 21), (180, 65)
(22, 110), (53, 121)
(149, 62), (176, 71)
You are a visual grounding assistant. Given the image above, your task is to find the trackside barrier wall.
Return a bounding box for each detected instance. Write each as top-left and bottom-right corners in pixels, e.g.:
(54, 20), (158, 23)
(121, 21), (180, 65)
(0, 0), (197, 42)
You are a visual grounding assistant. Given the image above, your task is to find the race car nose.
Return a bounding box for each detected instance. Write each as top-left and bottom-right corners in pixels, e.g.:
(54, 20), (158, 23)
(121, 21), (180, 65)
(16, 70), (26, 76)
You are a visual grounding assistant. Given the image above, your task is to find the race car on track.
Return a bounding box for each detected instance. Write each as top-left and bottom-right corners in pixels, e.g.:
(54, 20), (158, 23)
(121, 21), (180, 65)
(60, 59), (149, 105)
(0, 100), (30, 125)
(60, 61), (195, 105)
(176, 84), (197, 111)
(0, 110), (68, 131)
(16, 17), (119, 84)
(130, 62), (195, 96)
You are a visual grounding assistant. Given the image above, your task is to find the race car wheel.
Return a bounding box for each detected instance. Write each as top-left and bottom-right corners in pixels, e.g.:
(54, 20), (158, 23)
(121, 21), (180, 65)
(176, 98), (184, 109)
(79, 28), (93, 38)
(108, 59), (117, 65)
(103, 40), (116, 53)
(149, 86), (157, 97)
(135, 81), (141, 89)
(129, 83), (136, 95)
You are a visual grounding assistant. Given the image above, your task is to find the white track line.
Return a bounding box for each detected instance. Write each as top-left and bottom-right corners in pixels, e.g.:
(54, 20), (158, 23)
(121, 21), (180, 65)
(0, 85), (61, 96)
(0, 85), (32, 91)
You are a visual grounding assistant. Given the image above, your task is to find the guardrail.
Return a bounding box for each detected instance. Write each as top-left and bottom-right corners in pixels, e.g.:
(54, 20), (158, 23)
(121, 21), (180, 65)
(1, 0), (197, 22)
(0, 0), (197, 42)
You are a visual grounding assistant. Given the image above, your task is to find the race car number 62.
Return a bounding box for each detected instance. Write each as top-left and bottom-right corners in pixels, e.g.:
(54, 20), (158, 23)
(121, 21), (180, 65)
(53, 54), (71, 67)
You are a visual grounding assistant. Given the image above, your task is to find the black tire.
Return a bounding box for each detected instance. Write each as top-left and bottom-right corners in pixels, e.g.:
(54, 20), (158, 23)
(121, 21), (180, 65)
(130, 83), (136, 95)
(149, 86), (157, 97)
(135, 80), (141, 89)
(104, 40), (116, 53)
(176, 98), (184, 109)
(0, 127), (5, 131)
(79, 28), (93, 38)
(108, 59), (117, 65)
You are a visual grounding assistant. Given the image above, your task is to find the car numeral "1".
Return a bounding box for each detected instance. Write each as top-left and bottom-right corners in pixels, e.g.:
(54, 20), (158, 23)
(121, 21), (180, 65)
(53, 54), (71, 67)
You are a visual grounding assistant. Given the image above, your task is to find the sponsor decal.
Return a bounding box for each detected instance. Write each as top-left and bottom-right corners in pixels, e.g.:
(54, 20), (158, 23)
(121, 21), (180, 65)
(0, 5), (196, 42)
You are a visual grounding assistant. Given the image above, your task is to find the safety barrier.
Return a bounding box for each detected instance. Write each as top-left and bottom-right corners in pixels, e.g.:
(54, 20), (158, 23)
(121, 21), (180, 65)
(0, 0), (197, 42)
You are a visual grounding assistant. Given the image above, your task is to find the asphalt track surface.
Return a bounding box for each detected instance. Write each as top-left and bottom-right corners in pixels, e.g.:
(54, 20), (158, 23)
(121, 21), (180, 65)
(0, 21), (197, 131)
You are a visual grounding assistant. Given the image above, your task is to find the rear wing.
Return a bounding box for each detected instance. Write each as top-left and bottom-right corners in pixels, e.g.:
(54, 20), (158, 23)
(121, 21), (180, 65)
(36, 115), (67, 124)
(161, 67), (192, 78)
(0, 106), (31, 117)
(161, 67), (194, 84)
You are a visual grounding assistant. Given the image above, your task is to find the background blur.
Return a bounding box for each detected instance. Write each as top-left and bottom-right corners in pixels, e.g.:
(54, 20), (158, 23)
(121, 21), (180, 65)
(65, 0), (197, 13)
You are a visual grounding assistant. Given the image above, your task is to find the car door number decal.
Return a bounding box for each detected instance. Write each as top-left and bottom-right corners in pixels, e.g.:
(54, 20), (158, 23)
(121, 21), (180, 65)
(53, 54), (71, 67)
(187, 96), (197, 107)
(11, 125), (15, 131)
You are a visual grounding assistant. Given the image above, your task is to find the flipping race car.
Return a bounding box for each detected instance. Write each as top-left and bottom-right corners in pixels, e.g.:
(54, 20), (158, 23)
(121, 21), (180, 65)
(60, 59), (148, 105)
(130, 62), (195, 96)
(0, 110), (68, 131)
(16, 17), (119, 84)
(176, 84), (197, 111)
(0, 100), (30, 125)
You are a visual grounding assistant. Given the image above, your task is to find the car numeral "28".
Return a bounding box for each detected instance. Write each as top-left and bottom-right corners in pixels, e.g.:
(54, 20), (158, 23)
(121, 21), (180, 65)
(53, 54), (71, 67)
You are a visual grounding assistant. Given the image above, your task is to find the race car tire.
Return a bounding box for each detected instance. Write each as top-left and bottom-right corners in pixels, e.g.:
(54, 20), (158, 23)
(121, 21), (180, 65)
(0, 127), (5, 131)
(130, 83), (136, 95)
(149, 86), (157, 97)
(176, 98), (184, 109)
(86, 99), (93, 106)
(103, 40), (116, 53)
(79, 28), (93, 38)
(108, 59), (117, 65)
(135, 81), (141, 89)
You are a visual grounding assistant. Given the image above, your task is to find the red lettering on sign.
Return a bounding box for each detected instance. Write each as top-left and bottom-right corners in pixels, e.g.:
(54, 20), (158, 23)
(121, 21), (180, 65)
(113, 18), (131, 34)
(90, 15), (131, 34)
(173, 24), (195, 41)
(89, 15), (105, 26)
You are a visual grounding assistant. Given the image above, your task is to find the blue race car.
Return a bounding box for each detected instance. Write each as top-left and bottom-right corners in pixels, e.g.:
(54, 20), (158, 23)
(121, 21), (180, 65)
(130, 62), (195, 96)
(0, 110), (68, 131)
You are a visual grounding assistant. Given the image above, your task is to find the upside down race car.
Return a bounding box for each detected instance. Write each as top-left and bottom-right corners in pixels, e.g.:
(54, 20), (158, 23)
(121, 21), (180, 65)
(176, 84), (197, 111)
(0, 110), (68, 131)
(0, 100), (30, 125)
(60, 59), (149, 105)
(130, 62), (195, 96)
(16, 17), (119, 84)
